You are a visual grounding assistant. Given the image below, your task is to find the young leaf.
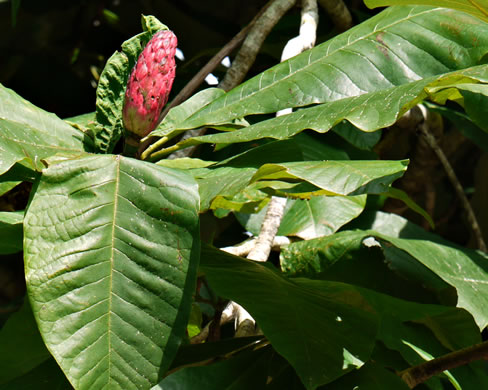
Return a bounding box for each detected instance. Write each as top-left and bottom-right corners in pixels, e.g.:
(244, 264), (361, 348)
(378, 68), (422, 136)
(24, 155), (200, 389)
(93, 16), (169, 153)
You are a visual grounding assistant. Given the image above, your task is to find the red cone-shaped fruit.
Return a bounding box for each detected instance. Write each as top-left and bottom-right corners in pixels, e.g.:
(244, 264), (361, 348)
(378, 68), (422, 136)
(123, 30), (177, 138)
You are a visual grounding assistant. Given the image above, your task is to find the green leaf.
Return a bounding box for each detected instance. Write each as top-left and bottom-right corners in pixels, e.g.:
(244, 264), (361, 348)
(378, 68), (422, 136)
(0, 211), (23, 254)
(24, 155), (200, 389)
(149, 88), (226, 142)
(332, 121), (382, 151)
(93, 16), (168, 153)
(237, 195), (366, 239)
(0, 83), (88, 175)
(192, 166), (257, 212)
(251, 160), (408, 196)
(458, 84), (488, 132)
(0, 300), (51, 385)
(375, 232), (488, 329)
(149, 6), (488, 136)
(286, 212), (488, 329)
(156, 66), (488, 154)
(364, 0), (488, 24)
(155, 348), (271, 390)
(200, 245), (379, 389)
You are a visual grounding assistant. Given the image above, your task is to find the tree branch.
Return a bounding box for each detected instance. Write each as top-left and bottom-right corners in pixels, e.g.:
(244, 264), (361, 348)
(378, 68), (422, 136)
(218, 0), (297, 91)
(399, 340), (488, 388)
(247, 197), (288, 262)
(418, 106), (487, 252)
(317, 0), (352, 31)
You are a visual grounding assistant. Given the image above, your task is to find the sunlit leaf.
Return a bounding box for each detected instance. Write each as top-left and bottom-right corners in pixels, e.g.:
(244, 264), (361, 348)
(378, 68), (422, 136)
(24, 155), (200, 389)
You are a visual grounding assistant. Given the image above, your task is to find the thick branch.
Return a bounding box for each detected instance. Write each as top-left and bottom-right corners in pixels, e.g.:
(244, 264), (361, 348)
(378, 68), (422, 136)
(218, 0), (297, 91)
(221, 235), (292, 257)
(399, 340), (488, 388)
(247, 197), (288, 262)
(317, 0), (352, 31)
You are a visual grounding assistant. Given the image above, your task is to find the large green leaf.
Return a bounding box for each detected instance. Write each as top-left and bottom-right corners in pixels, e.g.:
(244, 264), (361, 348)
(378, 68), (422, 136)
(201, 245), (485, 389)
(284, 212), (488, 329)
(0, 84), (88, 175)
(0, 300), (52, 385)
(365, 0), (488, 23)
(200, 245), (379, 389)
(149, 6), (488, 138)
(151, 66), (488, 155)
(93, 16), (168, 153)
(24, 155), (200, 390)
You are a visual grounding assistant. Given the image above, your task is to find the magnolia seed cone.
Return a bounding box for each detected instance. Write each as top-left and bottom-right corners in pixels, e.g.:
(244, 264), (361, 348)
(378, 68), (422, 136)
(122, 30), (177, 138)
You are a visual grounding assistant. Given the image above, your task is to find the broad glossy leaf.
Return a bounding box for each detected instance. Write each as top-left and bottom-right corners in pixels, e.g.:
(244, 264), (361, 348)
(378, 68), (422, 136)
(287, 212), (488, 329)
(155, 348), (271, 390)
(0, 84), (87, 175)
(24, 155), (200, 390)
(149, 6), (488, 137)
(280, 228), (453, 304)
(251, 160), (408, 196)
(159, 66), (488, 153)
(0, 300), (51, 385)
(200, 245), (379, 389)
(0, 211), (23, 254)
(376, 233), (488, 329)
(365, 0), (488, 23)
(94, 16), (168, 153)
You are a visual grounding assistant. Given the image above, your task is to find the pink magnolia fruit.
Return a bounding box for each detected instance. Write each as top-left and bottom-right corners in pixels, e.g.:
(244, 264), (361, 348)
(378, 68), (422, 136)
(122, 30), (177, 138)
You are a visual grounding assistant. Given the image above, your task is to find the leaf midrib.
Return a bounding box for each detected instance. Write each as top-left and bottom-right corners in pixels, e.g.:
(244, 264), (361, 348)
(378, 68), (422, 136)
(108, 155), (121, 387)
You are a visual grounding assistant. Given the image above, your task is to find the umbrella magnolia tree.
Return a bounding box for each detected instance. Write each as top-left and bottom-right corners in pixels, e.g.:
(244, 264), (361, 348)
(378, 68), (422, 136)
(1, 1), (488, 389)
